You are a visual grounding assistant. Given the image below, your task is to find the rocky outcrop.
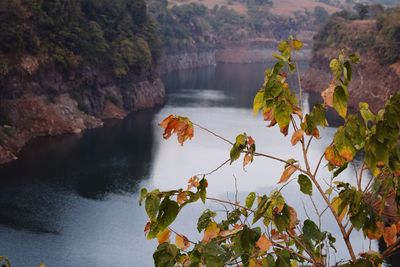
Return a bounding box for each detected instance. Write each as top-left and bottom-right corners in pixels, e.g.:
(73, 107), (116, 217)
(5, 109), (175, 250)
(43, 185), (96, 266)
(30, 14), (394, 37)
(0, 59), (165, 164)
(157, 51), (216, 74)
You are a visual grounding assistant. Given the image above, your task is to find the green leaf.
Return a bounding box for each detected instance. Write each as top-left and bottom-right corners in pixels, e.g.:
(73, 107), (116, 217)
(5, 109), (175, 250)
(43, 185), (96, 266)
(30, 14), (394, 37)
(153, 243), (178, 267)
(333, 86), (348, 118)
(278, 41), (290, 54)
(350, 206), (367, 230)
(330, 59), (342, 80)
(197, 209), (216, 232)
(275, 100), (292, 131)
(274, 204), (290, 232)
(199, 178), (207, 203)
(253, 195), (269, 224)
(253, 90), (265, 115)
(349, 53), (361, 64)
(359, 102), (375, 124)
(157, 198), (179, 229)
(230, 145), (241, 164)
(139, 188), (148, 205)
(145, 190), (161, 221)
(302, 219), (323, 241)
(298, 174), (312, 196)
(344, 61), (352, 81)
(333, 162), (348, 178)
(245, 192), (256, 209)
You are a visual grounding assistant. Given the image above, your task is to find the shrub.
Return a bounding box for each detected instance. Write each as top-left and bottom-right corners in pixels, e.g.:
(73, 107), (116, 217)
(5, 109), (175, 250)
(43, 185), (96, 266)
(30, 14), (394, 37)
(141, 38), (400, 266)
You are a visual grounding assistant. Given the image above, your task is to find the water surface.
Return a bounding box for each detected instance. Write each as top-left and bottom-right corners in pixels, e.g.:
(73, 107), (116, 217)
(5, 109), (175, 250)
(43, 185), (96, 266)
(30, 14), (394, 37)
(0, 63), (388, 266)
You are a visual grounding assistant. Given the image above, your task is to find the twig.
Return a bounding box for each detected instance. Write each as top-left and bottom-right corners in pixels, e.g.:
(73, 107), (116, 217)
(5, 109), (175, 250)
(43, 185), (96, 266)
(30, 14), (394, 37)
(193, 123), (234, 145)
(195, 158), (231, 177)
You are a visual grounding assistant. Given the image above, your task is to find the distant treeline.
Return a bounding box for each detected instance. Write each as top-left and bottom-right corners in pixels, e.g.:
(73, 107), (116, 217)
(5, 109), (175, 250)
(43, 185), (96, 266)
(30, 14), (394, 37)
(147, 0), (327, 53)
(0, 0), (160, 78)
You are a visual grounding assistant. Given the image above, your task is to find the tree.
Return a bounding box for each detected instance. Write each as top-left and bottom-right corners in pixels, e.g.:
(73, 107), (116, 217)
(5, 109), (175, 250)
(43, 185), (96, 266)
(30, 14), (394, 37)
(140, 38), (400, 266)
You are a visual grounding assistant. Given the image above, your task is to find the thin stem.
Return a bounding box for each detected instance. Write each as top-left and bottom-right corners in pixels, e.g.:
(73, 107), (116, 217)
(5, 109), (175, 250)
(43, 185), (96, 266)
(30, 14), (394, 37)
(206, 197), (253, 213)
(301, 135), (357, 263)
(195, 158), (231, 177)
(193, 123), (233, 145)
(313, 152), (326, 178)
(253, 152), (309, 175)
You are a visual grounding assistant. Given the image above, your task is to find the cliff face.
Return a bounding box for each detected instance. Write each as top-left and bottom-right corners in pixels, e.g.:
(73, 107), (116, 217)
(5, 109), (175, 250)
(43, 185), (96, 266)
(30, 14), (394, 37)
(0, 60), (165, 164)
(302, 13), (400, 112)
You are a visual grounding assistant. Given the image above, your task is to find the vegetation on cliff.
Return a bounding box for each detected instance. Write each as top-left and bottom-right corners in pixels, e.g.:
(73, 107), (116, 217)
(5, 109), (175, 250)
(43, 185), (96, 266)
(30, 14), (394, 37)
(314, 5), (400, 65)
(0, 0), (160, 79)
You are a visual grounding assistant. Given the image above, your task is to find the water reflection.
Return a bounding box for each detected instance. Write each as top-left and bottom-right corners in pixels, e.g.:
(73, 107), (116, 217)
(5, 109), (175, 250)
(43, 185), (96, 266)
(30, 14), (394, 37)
(0, 109), (157, 233)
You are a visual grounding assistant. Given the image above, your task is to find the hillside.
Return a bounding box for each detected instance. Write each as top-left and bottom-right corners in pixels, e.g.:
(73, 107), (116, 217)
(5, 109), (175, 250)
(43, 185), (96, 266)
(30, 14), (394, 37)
(302, 6), (400, 112)
(0, 0), (165, 164)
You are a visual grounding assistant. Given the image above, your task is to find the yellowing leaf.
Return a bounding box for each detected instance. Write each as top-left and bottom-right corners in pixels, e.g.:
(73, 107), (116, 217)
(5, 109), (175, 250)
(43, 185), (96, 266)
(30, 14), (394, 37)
(383, 224), (397, 247)
(256, 234), (272, 252)
(176, 234), (190, 250)
(292, 39), (303, 50)
(365, 221), (384, 240)
(331, 197), (348, 222)
(321, 81), (335, 107)
(202, 222), (220, 243)
(157, 228), (171, 244)
(291, 129), (304, 146)
(325, 145), (346, 167)
(253, 90), (265, 115)
(39, 264), (45, 267)
(278, 165), (298, 184)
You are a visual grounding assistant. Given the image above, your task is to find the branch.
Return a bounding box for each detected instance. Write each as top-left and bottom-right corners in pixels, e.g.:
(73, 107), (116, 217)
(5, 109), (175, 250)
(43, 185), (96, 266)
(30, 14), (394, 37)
(193, 122), (234, 145)
(195, 158), (231, 177)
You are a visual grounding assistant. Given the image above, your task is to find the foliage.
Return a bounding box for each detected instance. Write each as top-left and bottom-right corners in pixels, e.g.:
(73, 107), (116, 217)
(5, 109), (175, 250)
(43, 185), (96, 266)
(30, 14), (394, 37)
(313, 5), (400, 65)
(141, 38), (400, 266)
(0, 0), (160, 78)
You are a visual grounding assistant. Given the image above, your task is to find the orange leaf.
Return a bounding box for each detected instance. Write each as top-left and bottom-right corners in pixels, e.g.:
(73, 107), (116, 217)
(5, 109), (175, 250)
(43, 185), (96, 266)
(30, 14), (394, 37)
(219, 224), (243, 237)
(157, 228), (170, 244)
(177, 192), (187, 205)
(325, 145), (346, 167)
(202, 222), (220, 243)
(291, 129), (304, 146)
(288, 206), (298, 229)
(292, 106), (303, 119)
(176, 234), (190, 250)
(256, 234), (272, 252)
(187, 176), (200, 190)
(278, 165), (298, 184)
(243, 153), (252, 168)
(383, 224), (397, 247)
(159, 115), (194, 145)
(247, 136), (255, 146)
(144, 221), (151, 236)
(321, 81), (335, 107)
(263, 108), (274, 122)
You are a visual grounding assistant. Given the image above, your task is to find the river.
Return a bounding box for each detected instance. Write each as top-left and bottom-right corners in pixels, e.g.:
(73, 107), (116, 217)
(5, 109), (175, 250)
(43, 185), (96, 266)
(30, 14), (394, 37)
(0, 63), (394, 266)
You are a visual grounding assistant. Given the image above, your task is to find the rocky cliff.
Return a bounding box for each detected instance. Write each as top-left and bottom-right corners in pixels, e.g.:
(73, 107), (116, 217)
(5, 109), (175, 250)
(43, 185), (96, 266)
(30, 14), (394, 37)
(0, 60), (165, 164)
